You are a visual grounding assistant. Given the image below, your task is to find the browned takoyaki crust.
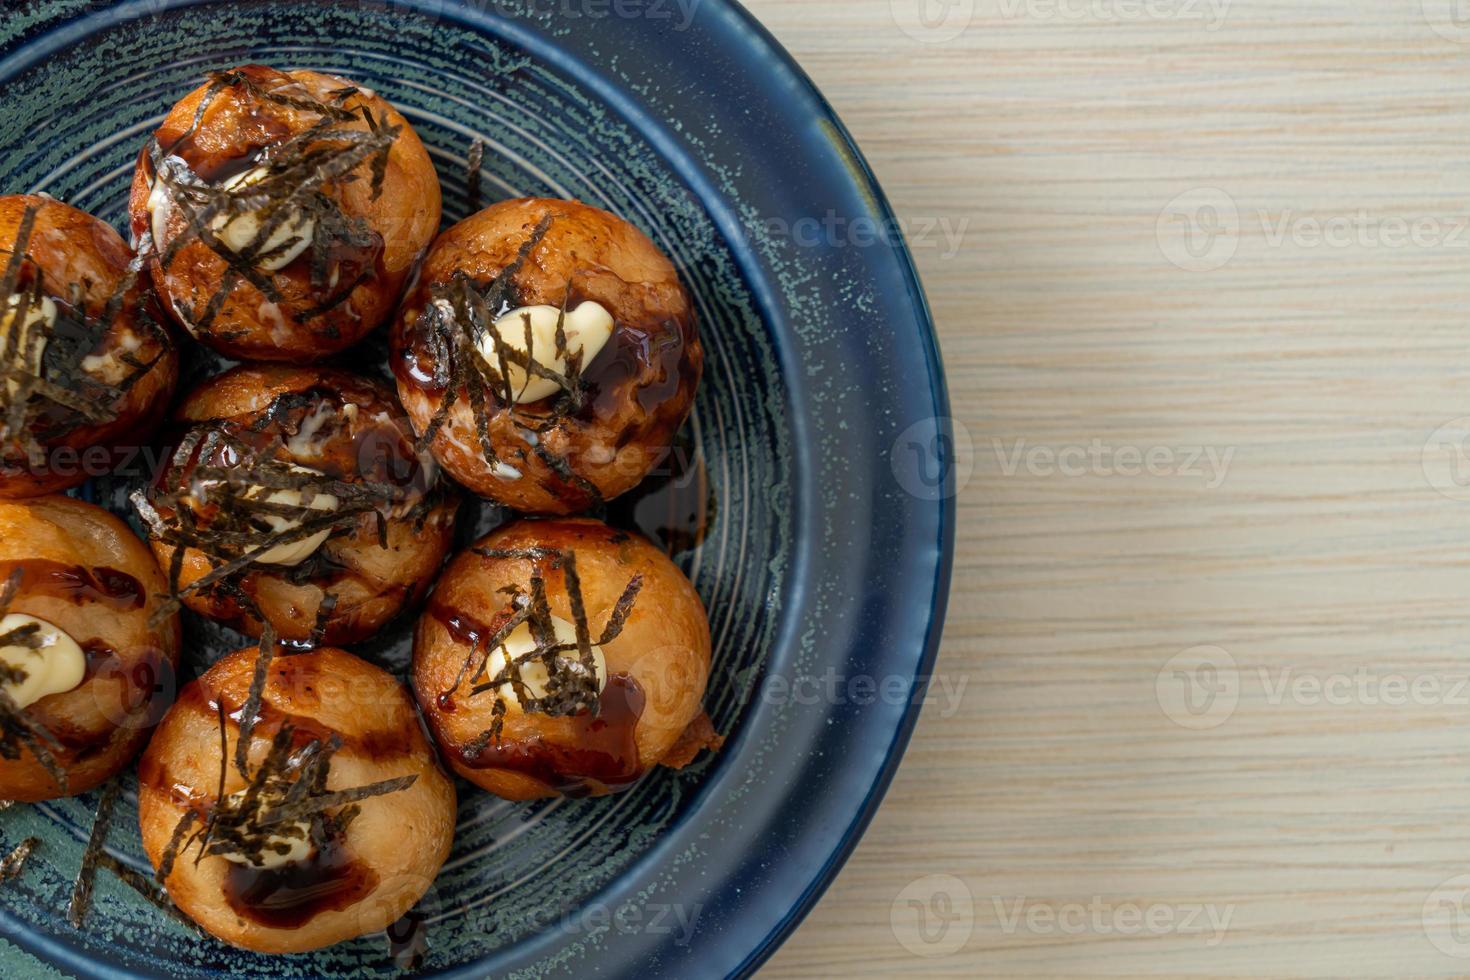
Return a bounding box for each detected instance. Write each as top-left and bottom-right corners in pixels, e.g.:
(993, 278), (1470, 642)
(0, 195), (178, 498)
(138, 645), (456, 953)
(0, 496), (180, 801)
(412, 518), (721, 801)
(128, 65), (441, 363)
(136, 364), (457, 646)
(391, 197), (703, 514)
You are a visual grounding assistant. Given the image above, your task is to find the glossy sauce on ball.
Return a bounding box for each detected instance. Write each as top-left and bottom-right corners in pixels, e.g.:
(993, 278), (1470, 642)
(0, 195), (178, 498)
(139, 365), (457, 645)
(128, 66), (441, 362)
(137, 645), (455, 953)
(0, 496), (180, 800)
(391, 198), (703, 513)
(413, 518), (720, 800)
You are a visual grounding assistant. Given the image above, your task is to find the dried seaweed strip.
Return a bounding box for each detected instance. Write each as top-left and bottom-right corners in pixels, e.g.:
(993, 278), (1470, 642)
(143, 71), (399, 338)
(596, 574), (644, 646)
(458, 545), (646, 748)
(444, 599), (532, 698)
(154, 809), (198, 883)
(414, 217), (560, 467)
(256, 774), (417, 826)
(308, 592), (339, 649)
(234, 626), (277, 778)
(0, 687), (66, 794)
(67, 781), (120, 927)
(0, 203), (38, 335)
(0, 836), (37, 884)
(0, 568), (22, 617)
(94, 853), (203, 935)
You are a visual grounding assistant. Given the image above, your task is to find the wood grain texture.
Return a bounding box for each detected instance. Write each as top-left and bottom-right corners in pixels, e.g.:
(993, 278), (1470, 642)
(748, 0), (1470, 975)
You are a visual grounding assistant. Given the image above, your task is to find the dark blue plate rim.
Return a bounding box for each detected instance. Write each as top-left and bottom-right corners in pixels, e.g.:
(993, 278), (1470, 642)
(702, 11), (956, 976)
(0, 1), (955, 977)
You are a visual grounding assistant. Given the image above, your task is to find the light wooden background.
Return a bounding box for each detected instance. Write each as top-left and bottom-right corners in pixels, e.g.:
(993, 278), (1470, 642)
(748, 0), (1470, 976)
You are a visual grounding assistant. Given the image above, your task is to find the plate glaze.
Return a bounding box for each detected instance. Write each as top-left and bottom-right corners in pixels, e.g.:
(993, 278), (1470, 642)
(0, 2), (953, 977)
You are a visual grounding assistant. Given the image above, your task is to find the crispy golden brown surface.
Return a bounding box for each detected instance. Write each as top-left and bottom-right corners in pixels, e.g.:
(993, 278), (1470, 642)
(138, 645), (455, 953)
(413, 518), (719, 801)
(0, 496), (180, 801)
(128, 66), (441, 362)
(0, 195), (178, 498)
(391, 198), (703, 513)
(142, 364), (457, 645)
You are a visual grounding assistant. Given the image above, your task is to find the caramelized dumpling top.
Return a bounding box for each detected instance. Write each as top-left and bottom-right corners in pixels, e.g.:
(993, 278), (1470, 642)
(128, 65), (441, 363)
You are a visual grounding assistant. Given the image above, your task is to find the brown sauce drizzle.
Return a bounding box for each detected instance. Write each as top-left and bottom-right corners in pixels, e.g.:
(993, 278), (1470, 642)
(222, 821), (377, 929)
(445, 672), (646, 796)
(604, 442), (714, 556)
(0, 559), (144, 611)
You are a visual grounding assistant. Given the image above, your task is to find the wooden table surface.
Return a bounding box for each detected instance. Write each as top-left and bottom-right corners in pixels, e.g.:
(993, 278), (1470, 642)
(748, 0), (1470, 976)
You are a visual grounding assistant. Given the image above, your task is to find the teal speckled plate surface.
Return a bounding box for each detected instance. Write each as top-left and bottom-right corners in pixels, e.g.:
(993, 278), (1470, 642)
(0, 2), (953, 977)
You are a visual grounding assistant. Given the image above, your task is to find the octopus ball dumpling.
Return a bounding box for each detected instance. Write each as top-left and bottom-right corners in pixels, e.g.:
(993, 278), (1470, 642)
(135, 364), (457, 646)
(137, 645), (456, 953)
(128, 65), (441, 363)
(0, 496), (180, 801)
(0, 194), (178, 498)
(413, 518), (722, 801)
(390, 198), (703, 514)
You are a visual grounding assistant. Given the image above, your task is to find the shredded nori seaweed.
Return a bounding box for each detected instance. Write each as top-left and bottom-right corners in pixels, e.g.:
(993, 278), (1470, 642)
(0, 836), (38, 885)
(0, 202), (168, 466)
(155, 638), (416, 879)
(140, 70), (398, 337)
(0, 568), (68, 793)
(410, 216), (606, 507)
(445, 545), (643, 750)
(68, 780), (121, 926)
(64, 780), (201, 932)
(131, 388), (434, 629)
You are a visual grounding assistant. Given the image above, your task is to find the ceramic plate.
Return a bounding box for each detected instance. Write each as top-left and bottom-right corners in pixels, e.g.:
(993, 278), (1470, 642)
(0, 1), (953, 976)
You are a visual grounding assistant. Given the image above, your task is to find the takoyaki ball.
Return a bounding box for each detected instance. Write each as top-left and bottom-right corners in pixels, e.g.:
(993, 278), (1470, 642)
(391, 198), (703, 514)
(413, 518), (722, 801)
(0, 496), (180, 801)
(138, 645), (456, 954)
(137, 365), (457, 646)
(0, 195), (178, 498)
(128, 65), (441, 362)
